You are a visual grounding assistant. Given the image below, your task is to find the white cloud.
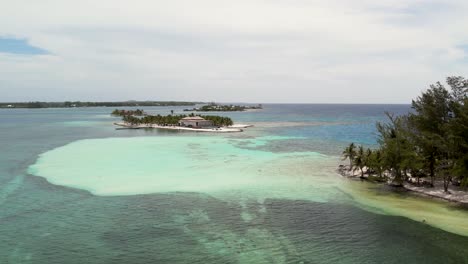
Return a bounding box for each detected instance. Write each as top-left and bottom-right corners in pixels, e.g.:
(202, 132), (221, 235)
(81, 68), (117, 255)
(0, 0), (467, 103)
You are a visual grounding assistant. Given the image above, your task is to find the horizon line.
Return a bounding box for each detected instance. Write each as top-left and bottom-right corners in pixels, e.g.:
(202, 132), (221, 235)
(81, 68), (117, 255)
(0, 100), (412, 105)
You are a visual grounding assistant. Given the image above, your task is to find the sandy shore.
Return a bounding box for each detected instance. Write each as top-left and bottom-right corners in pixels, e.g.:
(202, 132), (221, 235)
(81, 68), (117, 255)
(114, 122), (245, 133)
(337, 165), (468, 205)
(228, 124), (254, 128)
(403, 183), (468, 204)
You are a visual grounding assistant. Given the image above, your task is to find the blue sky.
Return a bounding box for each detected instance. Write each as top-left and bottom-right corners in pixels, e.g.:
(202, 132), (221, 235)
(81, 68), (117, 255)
(0, 37), (48, 55)
(0, 0), (467, 103)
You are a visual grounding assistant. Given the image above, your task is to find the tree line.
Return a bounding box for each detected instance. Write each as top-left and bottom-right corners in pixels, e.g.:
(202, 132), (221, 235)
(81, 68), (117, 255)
(342, 76), (468, 192)
(119, 112), (234, 127)
(184, 103), (263, 112)
(0, 101), (198, 108)
(111, 109), (146, 116)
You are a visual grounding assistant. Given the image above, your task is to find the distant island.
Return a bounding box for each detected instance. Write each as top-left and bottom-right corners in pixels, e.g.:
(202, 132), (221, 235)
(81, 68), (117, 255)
(118, 112), (233, 127)
(0, 101), (199, 109)
(111, 109), (146, 116)
(112, 109), (253, 133)
(184, 103), (262, 112)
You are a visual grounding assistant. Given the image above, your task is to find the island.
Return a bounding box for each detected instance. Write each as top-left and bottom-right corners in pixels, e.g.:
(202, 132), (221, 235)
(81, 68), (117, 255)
(339, 76), (468, 205)
(113, 111), (252, 133)
(111, 109), (146, 116)
(0, 101), (199, 109)
(183, 103), (262, 112)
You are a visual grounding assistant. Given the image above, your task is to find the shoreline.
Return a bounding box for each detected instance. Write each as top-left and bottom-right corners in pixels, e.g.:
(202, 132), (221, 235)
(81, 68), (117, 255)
(337, 165), (468, 206)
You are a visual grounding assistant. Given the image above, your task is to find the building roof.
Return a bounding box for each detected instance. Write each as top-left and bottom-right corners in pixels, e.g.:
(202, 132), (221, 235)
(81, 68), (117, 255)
(180, 116), (207, 121)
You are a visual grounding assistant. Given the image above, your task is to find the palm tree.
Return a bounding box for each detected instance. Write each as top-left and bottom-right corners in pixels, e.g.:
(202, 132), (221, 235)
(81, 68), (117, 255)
(354, 145), (365, 178)
(365, 148), (373, 175)
(342, 143), (356, 170)
(370, 149), (384, 178)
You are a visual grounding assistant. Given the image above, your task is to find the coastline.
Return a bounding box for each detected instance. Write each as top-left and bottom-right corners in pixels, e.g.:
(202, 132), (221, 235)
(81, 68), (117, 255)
(337, 165), (468, 206)
(403, 184), (468, 205)
(113, 122), (249, 133)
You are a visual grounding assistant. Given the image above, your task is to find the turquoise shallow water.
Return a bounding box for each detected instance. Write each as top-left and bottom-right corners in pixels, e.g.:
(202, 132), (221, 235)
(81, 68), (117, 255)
(1, 105), (468, 263)
(29, 136), (332, 196)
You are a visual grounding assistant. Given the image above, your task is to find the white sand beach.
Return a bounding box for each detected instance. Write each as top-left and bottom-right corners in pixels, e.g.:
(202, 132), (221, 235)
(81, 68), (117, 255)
(114, 122), (244, 133)
(338, 165), (468, 205)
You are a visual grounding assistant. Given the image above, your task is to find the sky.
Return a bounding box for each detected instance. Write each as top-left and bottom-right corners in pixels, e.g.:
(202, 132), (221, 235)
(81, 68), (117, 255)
(0, 0), (467, 103)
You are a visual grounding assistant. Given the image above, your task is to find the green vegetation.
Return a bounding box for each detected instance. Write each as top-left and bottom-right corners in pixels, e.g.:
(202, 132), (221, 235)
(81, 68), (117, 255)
(201, 115), (234, 126)
(111, 109), (146, 116)
(342, 143), (356, 169)
(184, 103), (262, 112)
(0, 101), (198, 108)
(342, 76), (468, 192)
(118, 112), (233, 127)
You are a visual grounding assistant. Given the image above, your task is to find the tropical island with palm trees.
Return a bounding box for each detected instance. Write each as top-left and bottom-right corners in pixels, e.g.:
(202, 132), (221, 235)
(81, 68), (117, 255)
(183, 103), (262, 112)
(111, 109), (146, 116)
(339, 76), (468, 205)
(113, 111), (250, 133)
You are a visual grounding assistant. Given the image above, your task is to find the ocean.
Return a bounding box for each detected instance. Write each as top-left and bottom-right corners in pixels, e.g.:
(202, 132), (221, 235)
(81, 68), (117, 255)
(1, 104), (467, 263)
